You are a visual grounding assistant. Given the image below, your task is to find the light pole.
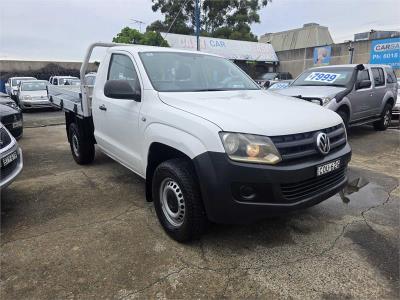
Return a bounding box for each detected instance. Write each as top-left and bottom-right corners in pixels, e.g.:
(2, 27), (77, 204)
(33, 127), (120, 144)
(195, 0), (200, 51)
(345, 40), (355, 64)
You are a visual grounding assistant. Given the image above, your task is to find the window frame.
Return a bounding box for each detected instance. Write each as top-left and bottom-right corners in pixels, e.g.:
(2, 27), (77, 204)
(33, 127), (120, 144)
(107, 53), (139, 85)
(371, 67), (385, 87)
(386, 68), (396, 84)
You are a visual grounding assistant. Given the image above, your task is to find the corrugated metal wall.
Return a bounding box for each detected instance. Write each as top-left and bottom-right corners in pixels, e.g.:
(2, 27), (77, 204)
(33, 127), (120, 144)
(260, 25), (334, 51)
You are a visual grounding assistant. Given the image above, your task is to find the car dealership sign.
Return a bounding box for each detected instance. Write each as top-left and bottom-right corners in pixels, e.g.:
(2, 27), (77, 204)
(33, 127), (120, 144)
(162, 33), (279, 62)
(370, 37), (400, 69)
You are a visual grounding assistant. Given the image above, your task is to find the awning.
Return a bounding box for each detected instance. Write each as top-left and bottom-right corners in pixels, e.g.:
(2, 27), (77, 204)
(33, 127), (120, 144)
(161, 32), (279, 62)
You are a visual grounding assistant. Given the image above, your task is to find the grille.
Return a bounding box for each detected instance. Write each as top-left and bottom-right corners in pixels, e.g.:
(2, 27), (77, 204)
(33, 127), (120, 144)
(281, 167), (346, 202)
(270, 124), (346, 163)
(0, 127), (12, 149)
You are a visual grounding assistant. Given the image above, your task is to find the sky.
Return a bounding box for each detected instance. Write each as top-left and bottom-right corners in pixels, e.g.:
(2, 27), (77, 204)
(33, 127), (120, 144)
(1, 0), (399, 61)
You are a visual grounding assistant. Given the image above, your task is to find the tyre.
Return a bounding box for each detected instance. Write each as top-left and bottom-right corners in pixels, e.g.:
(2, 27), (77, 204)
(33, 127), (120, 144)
(152, 159), (208, 242)
(373, 104), (392, 131)
(68, 123), (95, 165)
(337, 109), (349, 129)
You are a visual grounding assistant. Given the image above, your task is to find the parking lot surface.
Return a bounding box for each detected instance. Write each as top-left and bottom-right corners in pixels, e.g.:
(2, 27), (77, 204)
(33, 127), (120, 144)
(1, 111), (399, 299)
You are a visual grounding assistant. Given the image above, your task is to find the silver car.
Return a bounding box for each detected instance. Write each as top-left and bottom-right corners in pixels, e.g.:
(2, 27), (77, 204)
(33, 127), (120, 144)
(0, 123), (23, 189)
(276, 64), (398, 130)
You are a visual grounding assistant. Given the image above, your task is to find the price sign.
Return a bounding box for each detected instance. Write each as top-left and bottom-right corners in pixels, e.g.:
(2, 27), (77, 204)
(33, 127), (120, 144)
(304, 72), (340, 83)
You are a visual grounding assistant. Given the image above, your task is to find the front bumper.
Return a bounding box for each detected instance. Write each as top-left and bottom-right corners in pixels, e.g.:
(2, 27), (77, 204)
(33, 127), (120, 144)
(20, 99), (52, 109)
(0, 146), (23, 189)
(392, 106), (400, 119)
(193, 143), (352, 223)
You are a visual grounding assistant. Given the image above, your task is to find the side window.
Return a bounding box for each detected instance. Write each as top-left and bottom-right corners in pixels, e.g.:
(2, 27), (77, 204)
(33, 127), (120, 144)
(53, 78), (58, 85)
(371, 68), (385, 87)
(357, 69), (370, 81)
(108, 53), (140, 90)
(386, 69), (396, 83)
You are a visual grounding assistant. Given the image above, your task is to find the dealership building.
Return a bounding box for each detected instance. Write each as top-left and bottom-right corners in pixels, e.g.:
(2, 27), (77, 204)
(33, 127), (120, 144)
(260, 24), (400, 77)
(162, 32), (279, 78)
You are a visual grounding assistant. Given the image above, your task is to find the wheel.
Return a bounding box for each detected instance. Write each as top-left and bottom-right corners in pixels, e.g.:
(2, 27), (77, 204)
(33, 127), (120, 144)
(68, 123), (95, 165)
(152, 159), (208, 242)
(337, 110), (349, 129)
(373, 104), (392, 131)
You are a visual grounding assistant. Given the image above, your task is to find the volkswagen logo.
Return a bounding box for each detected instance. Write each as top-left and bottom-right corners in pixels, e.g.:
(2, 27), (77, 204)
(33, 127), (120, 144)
(316, 132), (330, 155)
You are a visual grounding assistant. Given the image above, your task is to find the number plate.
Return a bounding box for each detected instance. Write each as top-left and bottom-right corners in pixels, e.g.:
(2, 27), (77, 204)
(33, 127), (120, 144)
(13, 120), (23, 128)
(1, 151), (18, 167)
(317, 159), (341, 176)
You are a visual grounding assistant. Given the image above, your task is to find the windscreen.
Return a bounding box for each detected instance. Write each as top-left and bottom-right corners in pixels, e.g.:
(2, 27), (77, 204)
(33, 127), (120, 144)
(139, 52), (259, 92)
(292, 68), (354, 87)
(60, 77), (78, 85)
(12, 77), (36, 86)
(21, 81), (47, 91)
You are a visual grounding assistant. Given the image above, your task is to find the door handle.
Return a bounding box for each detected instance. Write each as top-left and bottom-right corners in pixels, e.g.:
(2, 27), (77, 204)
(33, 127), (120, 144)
(99, 104), (107, 111)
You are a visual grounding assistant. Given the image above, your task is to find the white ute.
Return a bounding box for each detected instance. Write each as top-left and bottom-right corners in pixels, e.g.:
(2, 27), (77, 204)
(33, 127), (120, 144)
(49, 42), (352, 242)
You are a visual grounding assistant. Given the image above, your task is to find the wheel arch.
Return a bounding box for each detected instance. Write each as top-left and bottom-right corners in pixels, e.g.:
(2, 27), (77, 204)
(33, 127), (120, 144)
(385, 97), (395, 108)
(145, 142), (194, 202)
(65, 112), (96, 144)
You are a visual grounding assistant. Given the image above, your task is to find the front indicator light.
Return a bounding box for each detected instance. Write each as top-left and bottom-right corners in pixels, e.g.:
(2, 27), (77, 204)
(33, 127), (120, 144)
(219, 132), (282, 165)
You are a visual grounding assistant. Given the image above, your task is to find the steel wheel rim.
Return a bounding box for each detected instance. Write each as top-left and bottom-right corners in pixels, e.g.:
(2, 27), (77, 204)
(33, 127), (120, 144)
(384, 110), (391, 127)
(160, 178), (185, 227)
(72, 134), (79, 157)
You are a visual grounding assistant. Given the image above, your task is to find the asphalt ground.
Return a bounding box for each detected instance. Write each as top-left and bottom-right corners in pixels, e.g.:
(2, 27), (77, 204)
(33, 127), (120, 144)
(1, 110), (399, 299)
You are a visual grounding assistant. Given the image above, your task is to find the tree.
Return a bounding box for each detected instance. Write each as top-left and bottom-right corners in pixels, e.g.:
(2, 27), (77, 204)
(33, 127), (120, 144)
(147, 0), (272, 41)
(112, 27), (169, 47)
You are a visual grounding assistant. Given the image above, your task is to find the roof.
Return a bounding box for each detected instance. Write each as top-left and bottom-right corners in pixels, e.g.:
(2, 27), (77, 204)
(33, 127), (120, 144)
(20, 80), (47, 83)
(52, 75), (78, 78)
(260, 24), (333, 51)
(9, 76), (36, 79)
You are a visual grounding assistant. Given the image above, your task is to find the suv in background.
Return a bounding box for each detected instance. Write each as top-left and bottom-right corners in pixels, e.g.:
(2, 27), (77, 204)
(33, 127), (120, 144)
(255, 72), (293, 88)
(276, 64), (398, 130)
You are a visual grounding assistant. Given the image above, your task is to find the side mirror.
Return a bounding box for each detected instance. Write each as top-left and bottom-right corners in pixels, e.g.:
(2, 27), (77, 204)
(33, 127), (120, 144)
(104, 80), (141, 101)
(356, 80), (371, 90)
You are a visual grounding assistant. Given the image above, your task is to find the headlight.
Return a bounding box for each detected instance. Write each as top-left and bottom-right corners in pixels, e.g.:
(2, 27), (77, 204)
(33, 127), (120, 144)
(219, 132), (282, 164)
(321, 97), (333, 106)
(5, 102), (18, 109)
(22, 95), (32, 100)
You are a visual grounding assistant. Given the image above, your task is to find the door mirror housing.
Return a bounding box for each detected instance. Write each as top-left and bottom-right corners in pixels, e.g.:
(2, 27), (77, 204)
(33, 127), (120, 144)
(104, 80), (141, 101)
(356, 80), (371, 90)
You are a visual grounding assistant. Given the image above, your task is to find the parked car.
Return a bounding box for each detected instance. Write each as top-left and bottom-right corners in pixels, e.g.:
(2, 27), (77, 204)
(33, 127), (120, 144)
(5, 77), (37, 99)
(0, 123), (23, 189)
(275, 64), (398, 130)
(49, 43), (351, 242)
(255, 72), (293, 88)
(84, 72), (96, 85)
(0, 92), (19, 110)
(17, 80), (52, 109)
(392, 78), (400, 119)
(0, 101), (23, 139)
(49, 76), (79, 85)
(268, 80), (293, 90)
(49, 76), (79, 86)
